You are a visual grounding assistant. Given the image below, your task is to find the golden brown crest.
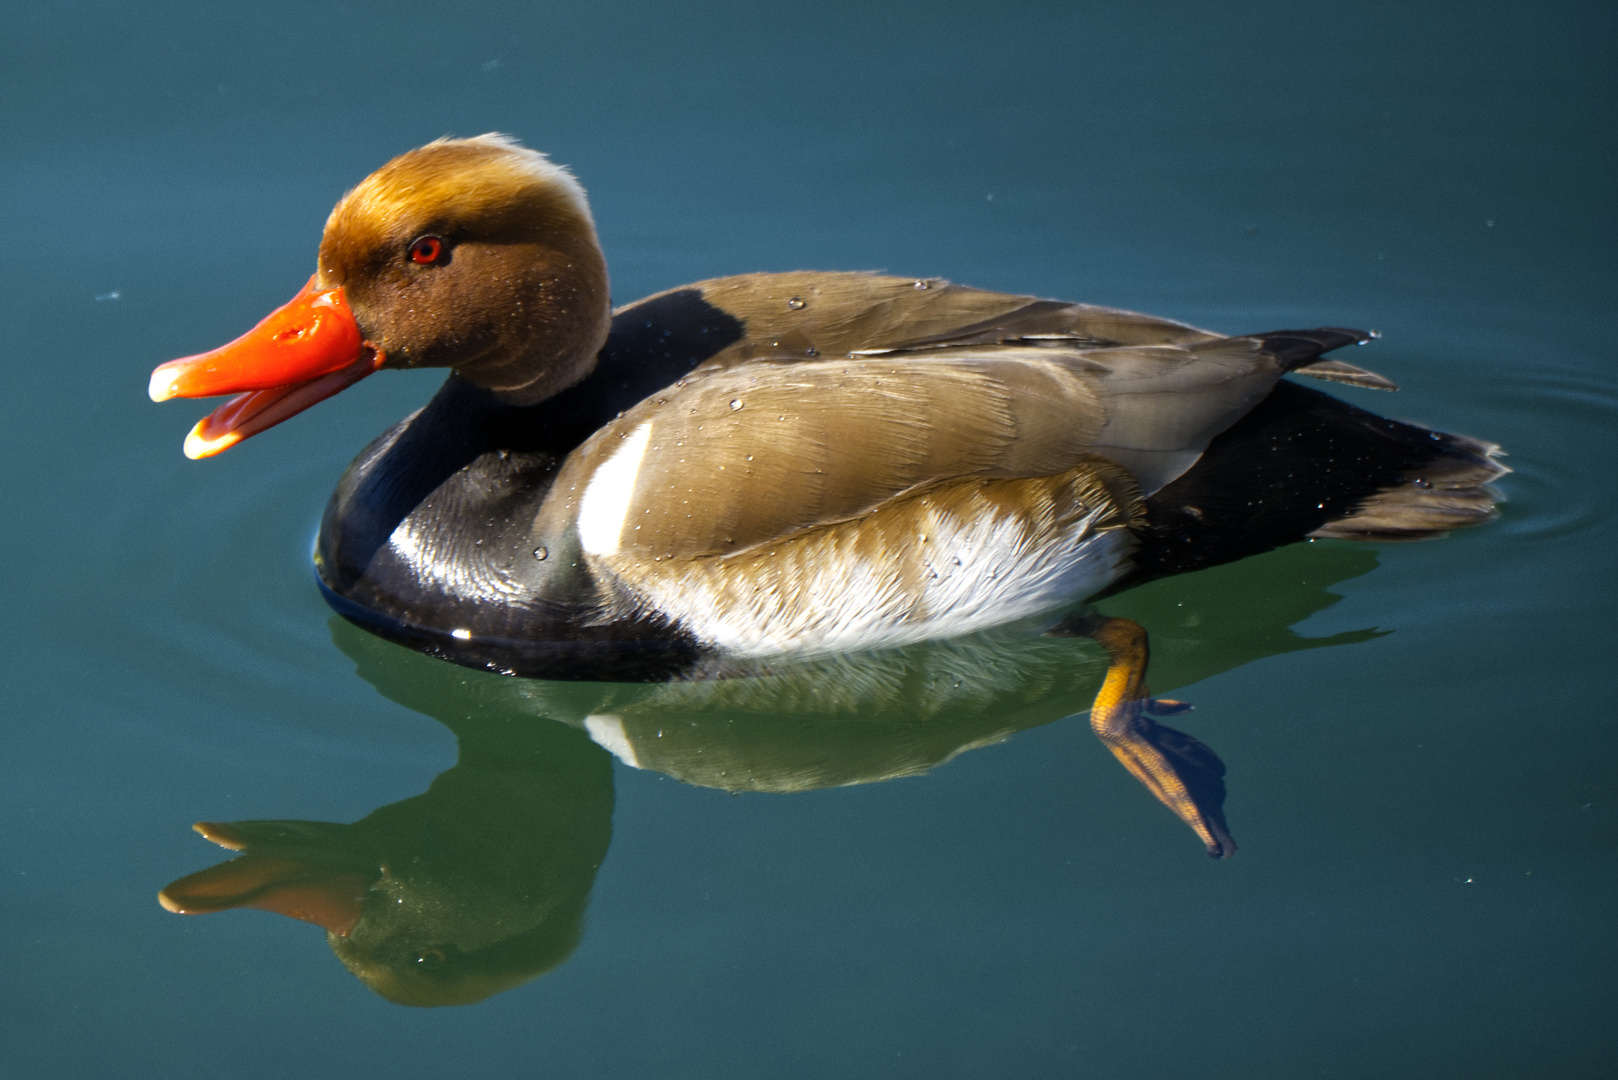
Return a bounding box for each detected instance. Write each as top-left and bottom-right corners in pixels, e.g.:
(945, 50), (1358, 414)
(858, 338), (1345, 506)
(317, 135), (612, 401)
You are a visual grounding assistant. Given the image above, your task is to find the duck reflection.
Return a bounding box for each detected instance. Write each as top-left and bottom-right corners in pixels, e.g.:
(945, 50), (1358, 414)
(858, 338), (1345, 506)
(161, 540), (1379, 1006)
(160, 708), (611, 1006)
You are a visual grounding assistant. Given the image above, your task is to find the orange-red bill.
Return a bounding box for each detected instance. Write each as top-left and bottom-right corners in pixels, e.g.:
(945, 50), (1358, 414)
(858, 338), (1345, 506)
(181, 350), (380, 458)
(149, 274), (382, 457)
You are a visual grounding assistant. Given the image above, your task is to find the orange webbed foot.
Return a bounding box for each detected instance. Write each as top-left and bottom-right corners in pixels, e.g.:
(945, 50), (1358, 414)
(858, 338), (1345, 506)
(1051, 614), (1236, 858)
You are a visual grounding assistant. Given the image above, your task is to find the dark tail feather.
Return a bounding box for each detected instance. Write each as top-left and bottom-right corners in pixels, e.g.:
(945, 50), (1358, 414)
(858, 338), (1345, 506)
(1311, 430), (1506, 541)
(1253, 328), (1399, 391)
(1124, 381), (1507, 583)
(1255, 327), (1374, 366)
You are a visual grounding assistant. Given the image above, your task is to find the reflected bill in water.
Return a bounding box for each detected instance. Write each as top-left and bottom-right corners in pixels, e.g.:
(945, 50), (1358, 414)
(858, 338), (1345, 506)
(160, 541), (1382, 1007)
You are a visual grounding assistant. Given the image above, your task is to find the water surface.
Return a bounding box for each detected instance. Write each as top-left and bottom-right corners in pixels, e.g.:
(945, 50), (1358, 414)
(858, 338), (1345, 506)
(2, 2), (1613, 1077)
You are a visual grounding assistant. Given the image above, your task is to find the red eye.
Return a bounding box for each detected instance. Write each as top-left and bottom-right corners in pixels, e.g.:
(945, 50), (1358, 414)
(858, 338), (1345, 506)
(408, 235), (445, 265)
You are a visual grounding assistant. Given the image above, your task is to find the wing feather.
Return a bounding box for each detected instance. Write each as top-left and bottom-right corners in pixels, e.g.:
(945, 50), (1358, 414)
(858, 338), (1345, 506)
(540, 350), (1105, 560)
(541, 272), (1366, 564)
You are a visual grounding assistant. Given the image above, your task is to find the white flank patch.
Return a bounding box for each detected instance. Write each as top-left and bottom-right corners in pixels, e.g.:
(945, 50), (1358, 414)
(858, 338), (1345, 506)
(584, 714), (642, 768)
(576, 423), (652, 556)
(628, 503), (1133, 657)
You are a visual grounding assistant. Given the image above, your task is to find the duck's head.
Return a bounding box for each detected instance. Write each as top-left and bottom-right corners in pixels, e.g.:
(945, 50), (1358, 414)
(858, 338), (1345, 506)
(149, 135), (611, 457)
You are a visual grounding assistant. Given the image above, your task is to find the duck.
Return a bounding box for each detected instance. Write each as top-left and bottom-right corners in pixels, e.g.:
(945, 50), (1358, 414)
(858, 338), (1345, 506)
(149, 134), (1505, 858)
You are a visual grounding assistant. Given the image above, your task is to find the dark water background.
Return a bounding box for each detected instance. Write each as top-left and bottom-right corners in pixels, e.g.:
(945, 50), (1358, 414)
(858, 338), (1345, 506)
(3, 2), (1614, 1076)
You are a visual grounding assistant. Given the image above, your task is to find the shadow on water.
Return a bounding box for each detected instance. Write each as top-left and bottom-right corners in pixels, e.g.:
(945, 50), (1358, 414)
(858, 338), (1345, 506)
(159, 539), (1380, 1007)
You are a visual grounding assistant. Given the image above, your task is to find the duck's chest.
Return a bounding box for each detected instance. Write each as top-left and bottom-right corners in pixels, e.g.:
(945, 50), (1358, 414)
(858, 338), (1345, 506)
(319, 440), (585, 619)
(315, 406), (703, 680)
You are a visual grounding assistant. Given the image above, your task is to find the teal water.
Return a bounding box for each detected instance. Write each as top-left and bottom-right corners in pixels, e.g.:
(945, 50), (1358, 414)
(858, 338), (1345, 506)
(3, 1), (1614, 1076)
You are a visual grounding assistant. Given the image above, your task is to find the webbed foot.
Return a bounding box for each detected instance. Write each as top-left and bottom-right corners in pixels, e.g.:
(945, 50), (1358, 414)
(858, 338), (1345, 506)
(1051, 614), (1235, 858)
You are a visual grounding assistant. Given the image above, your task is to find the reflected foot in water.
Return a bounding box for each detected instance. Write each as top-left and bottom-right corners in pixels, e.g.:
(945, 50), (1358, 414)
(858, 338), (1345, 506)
(1050, 613), (1235, 858)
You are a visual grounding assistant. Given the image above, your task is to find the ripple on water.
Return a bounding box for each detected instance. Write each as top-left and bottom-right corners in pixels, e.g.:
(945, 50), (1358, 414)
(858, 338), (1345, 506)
(1478, 367), (1618, 546)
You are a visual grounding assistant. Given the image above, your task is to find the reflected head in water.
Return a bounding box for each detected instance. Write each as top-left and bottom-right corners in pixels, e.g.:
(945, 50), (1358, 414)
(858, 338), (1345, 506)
(161, 709), (612, 1007)
(160, 538), (1385, 1005)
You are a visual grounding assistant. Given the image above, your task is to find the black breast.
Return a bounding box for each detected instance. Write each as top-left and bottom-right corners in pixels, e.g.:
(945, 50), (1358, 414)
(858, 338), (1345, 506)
(315, 288), (745, 679)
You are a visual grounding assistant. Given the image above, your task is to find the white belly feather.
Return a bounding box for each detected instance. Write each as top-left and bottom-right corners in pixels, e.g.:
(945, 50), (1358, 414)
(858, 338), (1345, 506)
(591, 476), (1137, 657)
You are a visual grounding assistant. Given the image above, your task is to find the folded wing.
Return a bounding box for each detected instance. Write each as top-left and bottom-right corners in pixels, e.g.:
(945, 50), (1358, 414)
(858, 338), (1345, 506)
(541, 272), (1378, 565)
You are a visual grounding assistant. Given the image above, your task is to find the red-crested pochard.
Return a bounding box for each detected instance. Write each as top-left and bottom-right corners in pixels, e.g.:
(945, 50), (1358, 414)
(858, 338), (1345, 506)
(150, 135), (1505, 856)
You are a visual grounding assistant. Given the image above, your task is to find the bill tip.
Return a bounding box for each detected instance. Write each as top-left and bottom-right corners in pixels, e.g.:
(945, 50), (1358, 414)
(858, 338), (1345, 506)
(184, 424), (240, 459)
(148, 364), (182, 402)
